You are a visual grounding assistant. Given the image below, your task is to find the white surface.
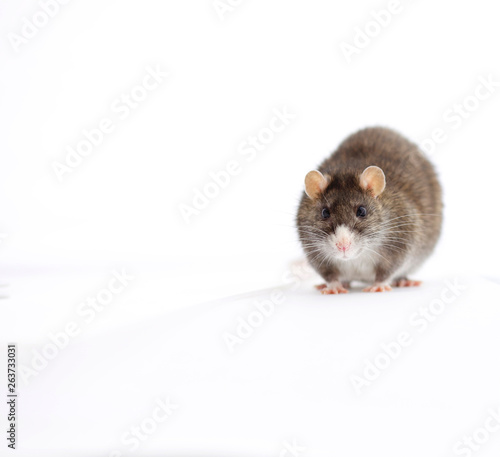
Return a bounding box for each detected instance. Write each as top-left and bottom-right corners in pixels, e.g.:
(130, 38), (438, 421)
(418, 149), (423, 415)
(2, 1), (500, 455)
(2, 271), (500, 456)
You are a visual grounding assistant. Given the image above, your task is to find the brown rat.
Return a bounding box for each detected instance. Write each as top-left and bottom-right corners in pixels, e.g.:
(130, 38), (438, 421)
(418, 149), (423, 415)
(296, 127), (443, 293)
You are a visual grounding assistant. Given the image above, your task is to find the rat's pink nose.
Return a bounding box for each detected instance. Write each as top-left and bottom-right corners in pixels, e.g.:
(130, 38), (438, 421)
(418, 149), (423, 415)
(336, 241), (351, 252)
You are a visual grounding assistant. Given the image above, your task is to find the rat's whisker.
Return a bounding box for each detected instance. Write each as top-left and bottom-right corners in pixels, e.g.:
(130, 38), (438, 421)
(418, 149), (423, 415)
(363, 246), (390, 263)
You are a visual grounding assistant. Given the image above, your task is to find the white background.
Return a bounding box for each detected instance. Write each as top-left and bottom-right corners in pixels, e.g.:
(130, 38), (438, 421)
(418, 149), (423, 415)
(1, 0), (499, 282)
(1, 1), (500, 456)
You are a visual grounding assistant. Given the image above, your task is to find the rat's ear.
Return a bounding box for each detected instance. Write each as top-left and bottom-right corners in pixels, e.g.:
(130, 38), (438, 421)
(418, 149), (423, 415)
(304, 170), (329, 199)
(360, 166), (386, 198)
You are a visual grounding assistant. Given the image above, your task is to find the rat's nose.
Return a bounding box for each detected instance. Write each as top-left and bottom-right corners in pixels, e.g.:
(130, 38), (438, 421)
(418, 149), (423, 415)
(336, 241), (351, 253)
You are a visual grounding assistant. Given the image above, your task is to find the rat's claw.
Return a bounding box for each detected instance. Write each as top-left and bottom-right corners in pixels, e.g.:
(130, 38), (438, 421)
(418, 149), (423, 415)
(393, 279), (422, 288)
(320, 280), (349, 295)
(363, 283), (393, 293)
(321, 286), (349, 295)
(315, 284), (328, 290)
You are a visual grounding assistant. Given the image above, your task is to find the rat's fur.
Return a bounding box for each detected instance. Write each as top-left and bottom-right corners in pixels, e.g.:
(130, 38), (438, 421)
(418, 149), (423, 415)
(296, 127), (443, 292)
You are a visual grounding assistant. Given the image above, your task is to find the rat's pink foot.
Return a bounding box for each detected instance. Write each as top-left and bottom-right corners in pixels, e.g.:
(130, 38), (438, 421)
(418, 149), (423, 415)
(321, 287), (349, 295)
(316, 282), (350, 291)
(363, 283), (393, 293)
(392, 279), (422, 288)
(320, 280), (349, 295)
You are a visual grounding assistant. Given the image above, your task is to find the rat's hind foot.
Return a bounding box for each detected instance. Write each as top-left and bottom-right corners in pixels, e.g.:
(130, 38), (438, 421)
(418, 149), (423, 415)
(318, 280), (349, 295)
(392, 278), (422, 288)
(363, 283), (393, 293)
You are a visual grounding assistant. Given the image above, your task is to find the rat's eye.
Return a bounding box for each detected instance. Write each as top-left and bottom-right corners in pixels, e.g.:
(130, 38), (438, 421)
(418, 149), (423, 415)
(321, 208), (331, 219)
(356, 206), (367, 218)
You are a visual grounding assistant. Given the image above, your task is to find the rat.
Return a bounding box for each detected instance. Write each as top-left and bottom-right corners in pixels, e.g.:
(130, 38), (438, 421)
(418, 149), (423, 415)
(296, 127), (443, 294)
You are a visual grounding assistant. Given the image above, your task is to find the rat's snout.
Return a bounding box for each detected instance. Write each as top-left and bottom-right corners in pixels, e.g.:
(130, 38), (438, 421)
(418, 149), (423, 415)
(336, 240), (351, 253)
(329, 225), (356, 259)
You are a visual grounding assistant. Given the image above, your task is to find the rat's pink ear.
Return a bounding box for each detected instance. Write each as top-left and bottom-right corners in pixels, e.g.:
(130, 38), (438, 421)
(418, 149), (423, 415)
(304, 170), (329, 199)
(360, 166), (386, 198)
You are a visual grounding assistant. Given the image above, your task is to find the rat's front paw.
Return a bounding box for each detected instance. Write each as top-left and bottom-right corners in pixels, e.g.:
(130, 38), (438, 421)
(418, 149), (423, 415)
(316, 281), (350, 291)
(363, 283), (393, 293)
(320, 280), (349, 295)
(392, 278), (422, 288)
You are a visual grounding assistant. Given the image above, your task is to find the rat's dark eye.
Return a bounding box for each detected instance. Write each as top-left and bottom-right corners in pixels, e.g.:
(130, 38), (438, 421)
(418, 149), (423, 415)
(321, 208), (331, 219)
(356, 206), (367, 218)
